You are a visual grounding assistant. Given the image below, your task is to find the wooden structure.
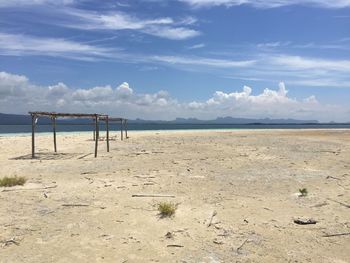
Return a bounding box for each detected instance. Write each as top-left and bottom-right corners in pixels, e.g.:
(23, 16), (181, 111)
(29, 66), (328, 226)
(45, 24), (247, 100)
(100, 117), (128, 140)
(29, 112), (128, 158)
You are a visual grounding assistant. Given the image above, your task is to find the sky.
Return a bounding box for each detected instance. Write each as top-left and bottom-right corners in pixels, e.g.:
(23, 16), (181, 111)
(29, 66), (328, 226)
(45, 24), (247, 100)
(0, 0), (350, 122)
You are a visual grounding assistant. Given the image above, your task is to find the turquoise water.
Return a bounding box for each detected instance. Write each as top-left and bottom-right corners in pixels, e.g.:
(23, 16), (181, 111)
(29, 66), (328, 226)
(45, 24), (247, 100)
(1, 123), (349, 135)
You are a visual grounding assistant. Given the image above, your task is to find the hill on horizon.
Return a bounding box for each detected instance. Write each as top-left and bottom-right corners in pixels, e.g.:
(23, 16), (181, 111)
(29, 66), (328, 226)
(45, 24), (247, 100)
(0, 113), (324, 125)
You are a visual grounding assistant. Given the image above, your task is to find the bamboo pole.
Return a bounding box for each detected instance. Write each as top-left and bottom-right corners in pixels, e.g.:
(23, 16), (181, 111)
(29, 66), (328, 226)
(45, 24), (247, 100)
(106, 116), (109, 152)
(52, 116), (57, 152)
(93, 119), (95, 141)
(31, 114), (36, 158)
(125, 119), (128, 139)
(120, 119), (123, 141)
(94, 115), (99, 157)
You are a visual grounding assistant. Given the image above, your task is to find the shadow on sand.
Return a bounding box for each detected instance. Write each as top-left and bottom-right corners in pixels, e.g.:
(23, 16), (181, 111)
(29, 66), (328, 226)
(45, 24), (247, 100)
(10, 152), (91, 160)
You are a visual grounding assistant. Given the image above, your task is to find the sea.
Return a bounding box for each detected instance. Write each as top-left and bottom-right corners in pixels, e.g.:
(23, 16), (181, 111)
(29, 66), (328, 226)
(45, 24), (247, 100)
(1, 123), (350, 135)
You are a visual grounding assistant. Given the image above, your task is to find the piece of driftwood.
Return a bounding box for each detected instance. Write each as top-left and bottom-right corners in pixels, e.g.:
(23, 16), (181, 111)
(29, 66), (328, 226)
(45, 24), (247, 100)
(1, 185), (57, 192)
(294, 219), (317, 225)
(236, 238), (249, 253)
(327, 198), (350, 208)
(131, 194), (175, 198)
(207, 210), (217, 227)
(0, 238), (20, 247)
(326, 176), (341, 180)
(322, 232), (350, 237)
(167, 244), (184, 248)
(62, 204), (89, 207)
(213, 239), (223, 245)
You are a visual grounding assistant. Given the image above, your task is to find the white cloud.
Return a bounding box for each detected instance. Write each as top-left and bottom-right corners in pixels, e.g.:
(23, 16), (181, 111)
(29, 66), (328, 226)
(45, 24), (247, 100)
(72, 86), (114, 102)
(1, 33), (348, 88)
(179, 0), (350, 8)
(0, 33), (111, 60)
(188, 43), (206, 49)
(151, 55), (256, 68)
(269, 55), (350, 72)
(66, 10), (174, 30)
(223, 54), (350, 88)
(144, 26), (200, 40)
(116, 82), (134, 98)
(186, 82), (347, 121)
(0, 0), (74, 7)
(61, 9), (200, 40)
(0, 71), (28, 97)
(0, 71), (349, 122)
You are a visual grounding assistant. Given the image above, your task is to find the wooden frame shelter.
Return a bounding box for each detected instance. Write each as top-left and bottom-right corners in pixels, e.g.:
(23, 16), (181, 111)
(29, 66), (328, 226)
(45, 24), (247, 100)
(99, 117), (128, 140)
(29, 111), (110, 158)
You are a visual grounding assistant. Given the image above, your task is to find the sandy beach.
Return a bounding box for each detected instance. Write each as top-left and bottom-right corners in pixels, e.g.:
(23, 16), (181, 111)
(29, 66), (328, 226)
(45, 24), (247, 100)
(0, 129), (349, 262)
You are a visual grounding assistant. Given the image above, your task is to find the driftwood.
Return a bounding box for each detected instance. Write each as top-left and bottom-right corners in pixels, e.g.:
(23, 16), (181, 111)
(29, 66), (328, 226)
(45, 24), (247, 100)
(294, 219), (317, 225)
(236, 238), (249, 253)
(62, 204), (89, 207)
(167, 244), (184, 248)
(131, 194), (175, 198)
(0, 238), (20, 247)
(1, 185), (57, 192)
(207, 210), (217, 227)
(322, 232), (350, 237)
(327, 198), (350, 208)
(213, 239), (223, 245)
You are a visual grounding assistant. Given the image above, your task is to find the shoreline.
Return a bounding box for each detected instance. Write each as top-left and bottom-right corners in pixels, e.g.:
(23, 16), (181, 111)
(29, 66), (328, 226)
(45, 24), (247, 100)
(1, 127), (350, 138)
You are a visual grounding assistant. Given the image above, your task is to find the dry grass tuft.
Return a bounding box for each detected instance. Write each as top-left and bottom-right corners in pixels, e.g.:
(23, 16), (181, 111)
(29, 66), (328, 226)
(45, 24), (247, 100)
(158, 202), (176, 218)
(299, 188), (308, 197)
(0, 176), (27, 187)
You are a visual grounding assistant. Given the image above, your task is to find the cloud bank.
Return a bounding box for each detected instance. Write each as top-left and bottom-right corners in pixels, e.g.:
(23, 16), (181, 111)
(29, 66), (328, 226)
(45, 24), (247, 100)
(0, 71), (348, 122)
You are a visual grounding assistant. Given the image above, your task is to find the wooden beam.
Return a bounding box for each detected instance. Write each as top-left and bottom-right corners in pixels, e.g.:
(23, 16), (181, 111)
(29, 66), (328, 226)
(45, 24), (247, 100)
(29, 111), (108, 118)
(106, 116), (109, 152)
(94, 115), (99, 158)
(120, 119), (123, 141)
(31, 114), (36, 158)
(52, 116), (57, 152)
(125, 119), (128, 139)
(93, 118), (95, 141)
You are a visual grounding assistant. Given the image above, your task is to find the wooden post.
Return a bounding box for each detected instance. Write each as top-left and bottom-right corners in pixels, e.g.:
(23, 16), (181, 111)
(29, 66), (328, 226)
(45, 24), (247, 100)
(106, 116), (109, 152)
(93, 119), (95, 141)
(125, 119), (128, 139)
(120, 119), (123, 141)
(94, 115), (99, 157)
(31, 114), (36, 158)
(52, 116), (57, 152)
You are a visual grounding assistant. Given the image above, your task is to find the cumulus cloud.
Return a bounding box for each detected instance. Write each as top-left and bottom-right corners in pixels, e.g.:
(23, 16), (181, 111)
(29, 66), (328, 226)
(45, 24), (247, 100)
(186, 82), (347, 121)
(0, 71), (348, 122)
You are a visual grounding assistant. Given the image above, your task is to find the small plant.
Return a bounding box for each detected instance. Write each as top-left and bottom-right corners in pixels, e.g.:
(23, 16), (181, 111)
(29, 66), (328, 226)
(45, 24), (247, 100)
(299, 188), (308, 197)
(0, 176), (27, 187)
(158, 202), (176, 218)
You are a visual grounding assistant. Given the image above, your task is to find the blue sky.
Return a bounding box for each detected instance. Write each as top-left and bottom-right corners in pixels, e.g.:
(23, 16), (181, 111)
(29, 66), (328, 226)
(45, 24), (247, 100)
(0, 0), (350, 121)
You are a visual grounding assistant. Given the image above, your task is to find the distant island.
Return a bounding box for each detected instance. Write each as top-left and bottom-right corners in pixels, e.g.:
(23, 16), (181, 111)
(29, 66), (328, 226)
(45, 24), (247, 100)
(1, 112), (345, 125)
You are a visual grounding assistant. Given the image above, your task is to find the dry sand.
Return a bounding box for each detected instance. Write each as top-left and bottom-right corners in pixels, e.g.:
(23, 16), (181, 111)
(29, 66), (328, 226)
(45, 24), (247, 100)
(0, 129), (349, 262)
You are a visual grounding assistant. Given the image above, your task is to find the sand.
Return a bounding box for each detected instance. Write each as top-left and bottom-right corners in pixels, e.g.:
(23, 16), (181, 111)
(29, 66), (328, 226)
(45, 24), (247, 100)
(0, 129), (349, 262)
